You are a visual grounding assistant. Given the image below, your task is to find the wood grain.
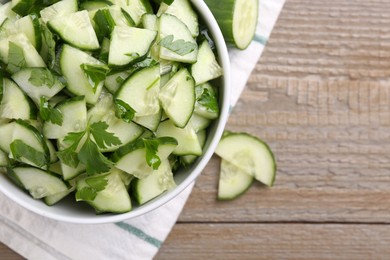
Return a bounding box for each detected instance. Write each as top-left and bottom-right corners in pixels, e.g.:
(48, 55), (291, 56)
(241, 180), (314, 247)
(3, 0), (390, 258)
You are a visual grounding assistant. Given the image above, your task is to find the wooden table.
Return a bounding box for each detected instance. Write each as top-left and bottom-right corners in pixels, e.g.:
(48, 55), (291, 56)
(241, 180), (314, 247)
(3, 0), (390, 258)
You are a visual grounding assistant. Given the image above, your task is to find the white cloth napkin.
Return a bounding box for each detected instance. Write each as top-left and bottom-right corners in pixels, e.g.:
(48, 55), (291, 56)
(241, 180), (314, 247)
(0, 1), (286, 259)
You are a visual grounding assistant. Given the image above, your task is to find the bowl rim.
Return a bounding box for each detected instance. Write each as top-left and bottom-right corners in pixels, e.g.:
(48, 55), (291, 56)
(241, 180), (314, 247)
(0, 0), (231, 224)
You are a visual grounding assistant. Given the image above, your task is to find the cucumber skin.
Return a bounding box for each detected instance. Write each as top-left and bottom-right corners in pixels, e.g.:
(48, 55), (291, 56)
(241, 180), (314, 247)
(204, 0), (258, 50)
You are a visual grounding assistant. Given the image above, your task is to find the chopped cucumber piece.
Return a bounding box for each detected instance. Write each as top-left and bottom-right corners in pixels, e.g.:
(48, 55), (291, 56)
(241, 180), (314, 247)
(40, 0), (78, 24)
(108, 26), (157, 66)
(194, 82), (219, 120)
(204, 0), (258, 49)
(116, 65), (160, 117)
(8, 166), (68, 199)
(43, 96), (87, 139)
(59, 44), (105, 104)
(218, 159), (254, 200)
(0, 78), (37, 120)
(156, 119), (201, 156)
(112, 136), (177, 179)
(215, 132), (276, 186)
(132, 159), (176, 205)
(76, 169), (132, 213)
(191, 40), (223, 85)
(158, 13), (198, 63)
(48, 10), (100, 50)
(159, 68), (195, 128)
(158, 0), (199, 37)
(11, 68), (65, 105)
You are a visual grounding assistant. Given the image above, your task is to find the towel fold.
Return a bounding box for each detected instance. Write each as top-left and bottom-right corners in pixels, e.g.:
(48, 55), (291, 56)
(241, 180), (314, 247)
(0, 0), (286, 259)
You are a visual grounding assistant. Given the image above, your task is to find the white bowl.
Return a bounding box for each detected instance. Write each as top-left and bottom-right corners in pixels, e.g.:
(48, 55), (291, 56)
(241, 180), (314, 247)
(0, 0), (230, 224)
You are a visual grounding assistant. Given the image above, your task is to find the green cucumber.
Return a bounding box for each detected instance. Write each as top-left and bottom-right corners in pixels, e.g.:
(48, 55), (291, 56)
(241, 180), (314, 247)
(43, 96), (87, 139)
(191, 40), (223, 86)
(159, 68), (195, 128)
(204, 0), (258, 50)
(40, 0), (78, 24)
(11, 68), (65, 105)
(59, 44), (105, 104)
(215, 132), (276, 187)
(76, 169), (132, 213)
(48, 10), (100, 50)
(8, 166), (68, 199)
(131, 159), (176, 205)
(217, 159), (254, 200)
(0, 78), (37, 120)
(112, 136), (177, 179)
(108, 26), (157, 66)
(115, 65), (160, 117)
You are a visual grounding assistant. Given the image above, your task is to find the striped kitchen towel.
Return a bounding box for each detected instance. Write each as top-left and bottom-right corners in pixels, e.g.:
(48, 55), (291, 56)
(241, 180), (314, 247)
(0, 0), (286, 259)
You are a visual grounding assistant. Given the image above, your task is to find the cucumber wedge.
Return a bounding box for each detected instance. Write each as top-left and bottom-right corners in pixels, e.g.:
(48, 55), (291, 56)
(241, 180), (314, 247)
(48, 10), (100, 50)
(215, 132), (276, 186)
(8, 166), (68, 199)
(218, 159), (254, 200)
(204, 0), (258, 50)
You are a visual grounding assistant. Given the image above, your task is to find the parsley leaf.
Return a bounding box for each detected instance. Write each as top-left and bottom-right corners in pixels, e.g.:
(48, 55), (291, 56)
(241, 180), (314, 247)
(89, 121), (121, 149)
(94, 9), (116, 40)
(80, 64), (110, 93)
(29, 68), (56, 88)
(76, 186), (97, 201)
(158, 35), (196, 56)
(75, 174), (108, 201)
(58, 121), (121, 175)
(39, 96), (63, 125)
(7, 42), (27, 73)
(10, 139), (47, 167)
(143, 138), (161, 170)
(114, 99), (136, 123)
(197, 87), (219, 113)
(57, 131), (86, 168)
(78, 138), (112, 175)
(41, 25), (57, 70)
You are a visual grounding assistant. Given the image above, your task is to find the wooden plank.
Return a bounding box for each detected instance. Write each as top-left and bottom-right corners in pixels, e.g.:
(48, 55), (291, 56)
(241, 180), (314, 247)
(156, 223), (390, 260)
(0, 244), (23, 260)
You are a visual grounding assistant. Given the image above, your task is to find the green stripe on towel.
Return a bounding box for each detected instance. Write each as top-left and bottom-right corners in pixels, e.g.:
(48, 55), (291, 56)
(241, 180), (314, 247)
(254, 34), (268, 45)
(115, 222), (162, 248)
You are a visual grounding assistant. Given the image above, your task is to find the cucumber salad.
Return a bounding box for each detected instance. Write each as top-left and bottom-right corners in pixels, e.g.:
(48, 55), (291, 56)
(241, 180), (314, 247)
(0, 0), (223, 213)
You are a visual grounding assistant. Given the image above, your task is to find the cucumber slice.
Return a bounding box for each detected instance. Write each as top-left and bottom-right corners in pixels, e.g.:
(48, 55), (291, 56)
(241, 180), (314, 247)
(158, 0), (199, 37)
(40, 0), (78, 24)
(204, 0), (258, 50)
(0, 78), (37, 120)
(142, 13), (158, 31)
(0, 2), (18, 25)
(59, 44), (105, 104)
(104, 70), (130, 94)
(131, 159), (176, 205)
(188, 113), (211, 133)
(155, 119), (202, 156)
(191, 40), (223, 86)
(80, 0), (112, 11)
(112, 0), (153, 26)
(218, 159), (254, 200)
(215, 132), (276, 186)
(0, 122), (14, 153)
(10, 120), (50, 168)
(159, 68), (195, 128)
(0, 14), (42, 50)
(11, 68), (65, 105)
(0, 33), (46, 73)
(76, 169), (132, 213)
(194, 82), (219, 120)
(158, 13), (198, 63)
(112, 136), (177, 179)
(43, 96), (87, 139)
(48, 10), (100, 50)
(8, 166), (68, 199)
(181, 129), (206, 165)
(132, 109), (162, 132)
(108, 26), (157, 66)
(115, 65), (160, 117)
